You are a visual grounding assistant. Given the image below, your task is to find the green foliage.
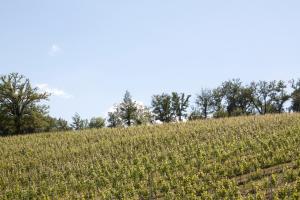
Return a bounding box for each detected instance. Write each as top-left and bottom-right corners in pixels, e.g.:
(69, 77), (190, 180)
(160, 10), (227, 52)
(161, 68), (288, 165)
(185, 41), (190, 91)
(272, 80), (290, 113)
(152, 92), (191, 123)
(55, 118), (72, 131)
(221, 79), (253, 116)
(71, 113), (88, 130)
(171, 92), (191, 121)
(195, 89), (214, 118)
(250, 81), (275, 114)
(135, 105), (153, 125)
(119, 91), (138, 126)
(291, 79), (300, 112)
(152, 93), (174, 123)
(291, 91), (300, 112)
(0, 73), (49, 135)
(108, 91), (153, 127)
(89, 117), (105, 129)
(250, 80), (290, 115)
(107, 107), (123, 128)
(1, 114), (300, 199)
(188, 106), (204, 120)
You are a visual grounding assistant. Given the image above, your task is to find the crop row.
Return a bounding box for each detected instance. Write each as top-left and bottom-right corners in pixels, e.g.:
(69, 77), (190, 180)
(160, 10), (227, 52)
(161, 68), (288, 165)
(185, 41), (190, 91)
(0, 114), (300, 199)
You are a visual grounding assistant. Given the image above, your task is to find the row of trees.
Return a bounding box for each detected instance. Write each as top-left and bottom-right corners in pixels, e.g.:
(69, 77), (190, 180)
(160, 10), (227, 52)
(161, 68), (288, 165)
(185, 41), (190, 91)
(71, 114), (105, 130)
(106, 79), (300, 127)
(190, 79), (293, 119)
(1, 73), (300, 135)
(106, 91), (191, 127)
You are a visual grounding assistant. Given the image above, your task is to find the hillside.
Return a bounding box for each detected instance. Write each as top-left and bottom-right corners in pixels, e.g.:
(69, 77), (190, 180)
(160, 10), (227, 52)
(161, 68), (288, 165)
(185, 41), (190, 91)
(1, 114), (300, 199)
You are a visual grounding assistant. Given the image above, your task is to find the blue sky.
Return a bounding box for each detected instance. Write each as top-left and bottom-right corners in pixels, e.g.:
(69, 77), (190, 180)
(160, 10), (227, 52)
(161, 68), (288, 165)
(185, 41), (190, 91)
(1, 0), (300, 121)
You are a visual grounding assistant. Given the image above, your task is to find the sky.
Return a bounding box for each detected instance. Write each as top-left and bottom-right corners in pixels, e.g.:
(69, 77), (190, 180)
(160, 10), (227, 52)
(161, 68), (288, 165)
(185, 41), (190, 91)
(1, 0), (300, 121)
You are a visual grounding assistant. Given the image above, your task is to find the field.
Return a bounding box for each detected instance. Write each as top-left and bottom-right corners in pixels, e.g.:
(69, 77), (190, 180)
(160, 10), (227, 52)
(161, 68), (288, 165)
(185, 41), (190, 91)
(1, 114), (300, 199)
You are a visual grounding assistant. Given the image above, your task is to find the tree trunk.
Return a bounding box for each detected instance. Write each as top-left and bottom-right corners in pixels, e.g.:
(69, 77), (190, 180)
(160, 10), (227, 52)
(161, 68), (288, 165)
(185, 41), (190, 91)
(178, 114), (182, 121)
(15, 116), (22, 134)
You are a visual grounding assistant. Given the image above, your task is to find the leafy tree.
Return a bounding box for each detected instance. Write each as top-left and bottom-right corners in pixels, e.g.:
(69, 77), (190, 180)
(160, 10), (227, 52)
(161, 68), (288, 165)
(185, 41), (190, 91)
(107, 107), (123, 128)
(119, 91), (138, 126)
(0, 73), (49, 135)
(107, 91), (152, 127)
(135, 105), (153, 125)
(221, 79), (253, 116)
(83, 119), (89, 129)
(71, 113), (88, 130)
(271, 80), (290, 113)
(0, 104), (14, 135)
(89, 117), (105, 129)
(56, 118), (71, 131)
(152, 93), (174, 123)
(39, 116), (71, 132)
(188, 106), (203, 120)
(290, 79), (300, 112)
(171, 92), (191, 121)
(220, 79), (241, 116)
(196, 89), (214, 119)
(212, 87), (227, 118)
(238, 86), (255, 115)
(251, 80), (277, 114)
(22, 106), (52, 133)
(52, 118), (72, 131)
(250, 80), (289, 114)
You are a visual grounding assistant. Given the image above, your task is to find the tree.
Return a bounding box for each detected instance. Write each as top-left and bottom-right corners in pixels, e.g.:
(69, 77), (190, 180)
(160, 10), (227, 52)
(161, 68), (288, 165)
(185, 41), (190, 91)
(195, 89), (214, 119)
(119, 91), (138, 126)
(0, 105), (13, 135)
(237, 86), (254, 115)
(271, 80), (290, 113)
(171, 92), (191, 121)
(22, 106), (51, 133)
(107, 91), (152, 127)
(188, 106), (203, 120)
(56, 118), (71, 131)
(152, 93), (174, 123)
(0, 73), (49, 134)
(135, 105), (154, 125)
(40, 116), (71, 132)
(89, 117), (105, 129)
(212, 87), (227, 118)
(251, 80), (278, 114)
(107, 107), (123, 128)
(221, 79), (253, 116)
(71, 113), (87, 131)
(250, 80), (289, 114)
(290, 79), (300, 112)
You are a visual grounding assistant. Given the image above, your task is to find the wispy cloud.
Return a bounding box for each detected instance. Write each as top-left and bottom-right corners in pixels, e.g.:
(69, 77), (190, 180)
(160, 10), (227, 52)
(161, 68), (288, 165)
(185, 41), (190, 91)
(36, 84), (72, 99)
(48, 44), (62, 56)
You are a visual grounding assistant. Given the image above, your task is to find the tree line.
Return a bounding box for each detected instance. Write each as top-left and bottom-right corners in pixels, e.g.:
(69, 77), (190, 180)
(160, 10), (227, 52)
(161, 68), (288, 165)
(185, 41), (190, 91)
(1, 73), (300, 136)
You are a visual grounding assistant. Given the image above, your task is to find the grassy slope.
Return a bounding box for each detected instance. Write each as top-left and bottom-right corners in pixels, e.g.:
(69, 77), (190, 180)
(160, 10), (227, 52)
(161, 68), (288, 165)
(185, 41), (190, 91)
(1, 114), (300, 199)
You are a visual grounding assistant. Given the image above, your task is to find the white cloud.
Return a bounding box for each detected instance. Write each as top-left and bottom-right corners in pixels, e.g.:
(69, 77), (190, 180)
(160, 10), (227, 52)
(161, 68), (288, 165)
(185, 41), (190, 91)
(48, 44), (62, 56)
(108, 104), (118, 113)
(36, 84), (72, 99)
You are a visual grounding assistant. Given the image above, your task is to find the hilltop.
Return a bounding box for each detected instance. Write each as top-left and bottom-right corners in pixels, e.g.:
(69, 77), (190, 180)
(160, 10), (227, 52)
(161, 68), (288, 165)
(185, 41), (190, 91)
(1, 114), (300, 199)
